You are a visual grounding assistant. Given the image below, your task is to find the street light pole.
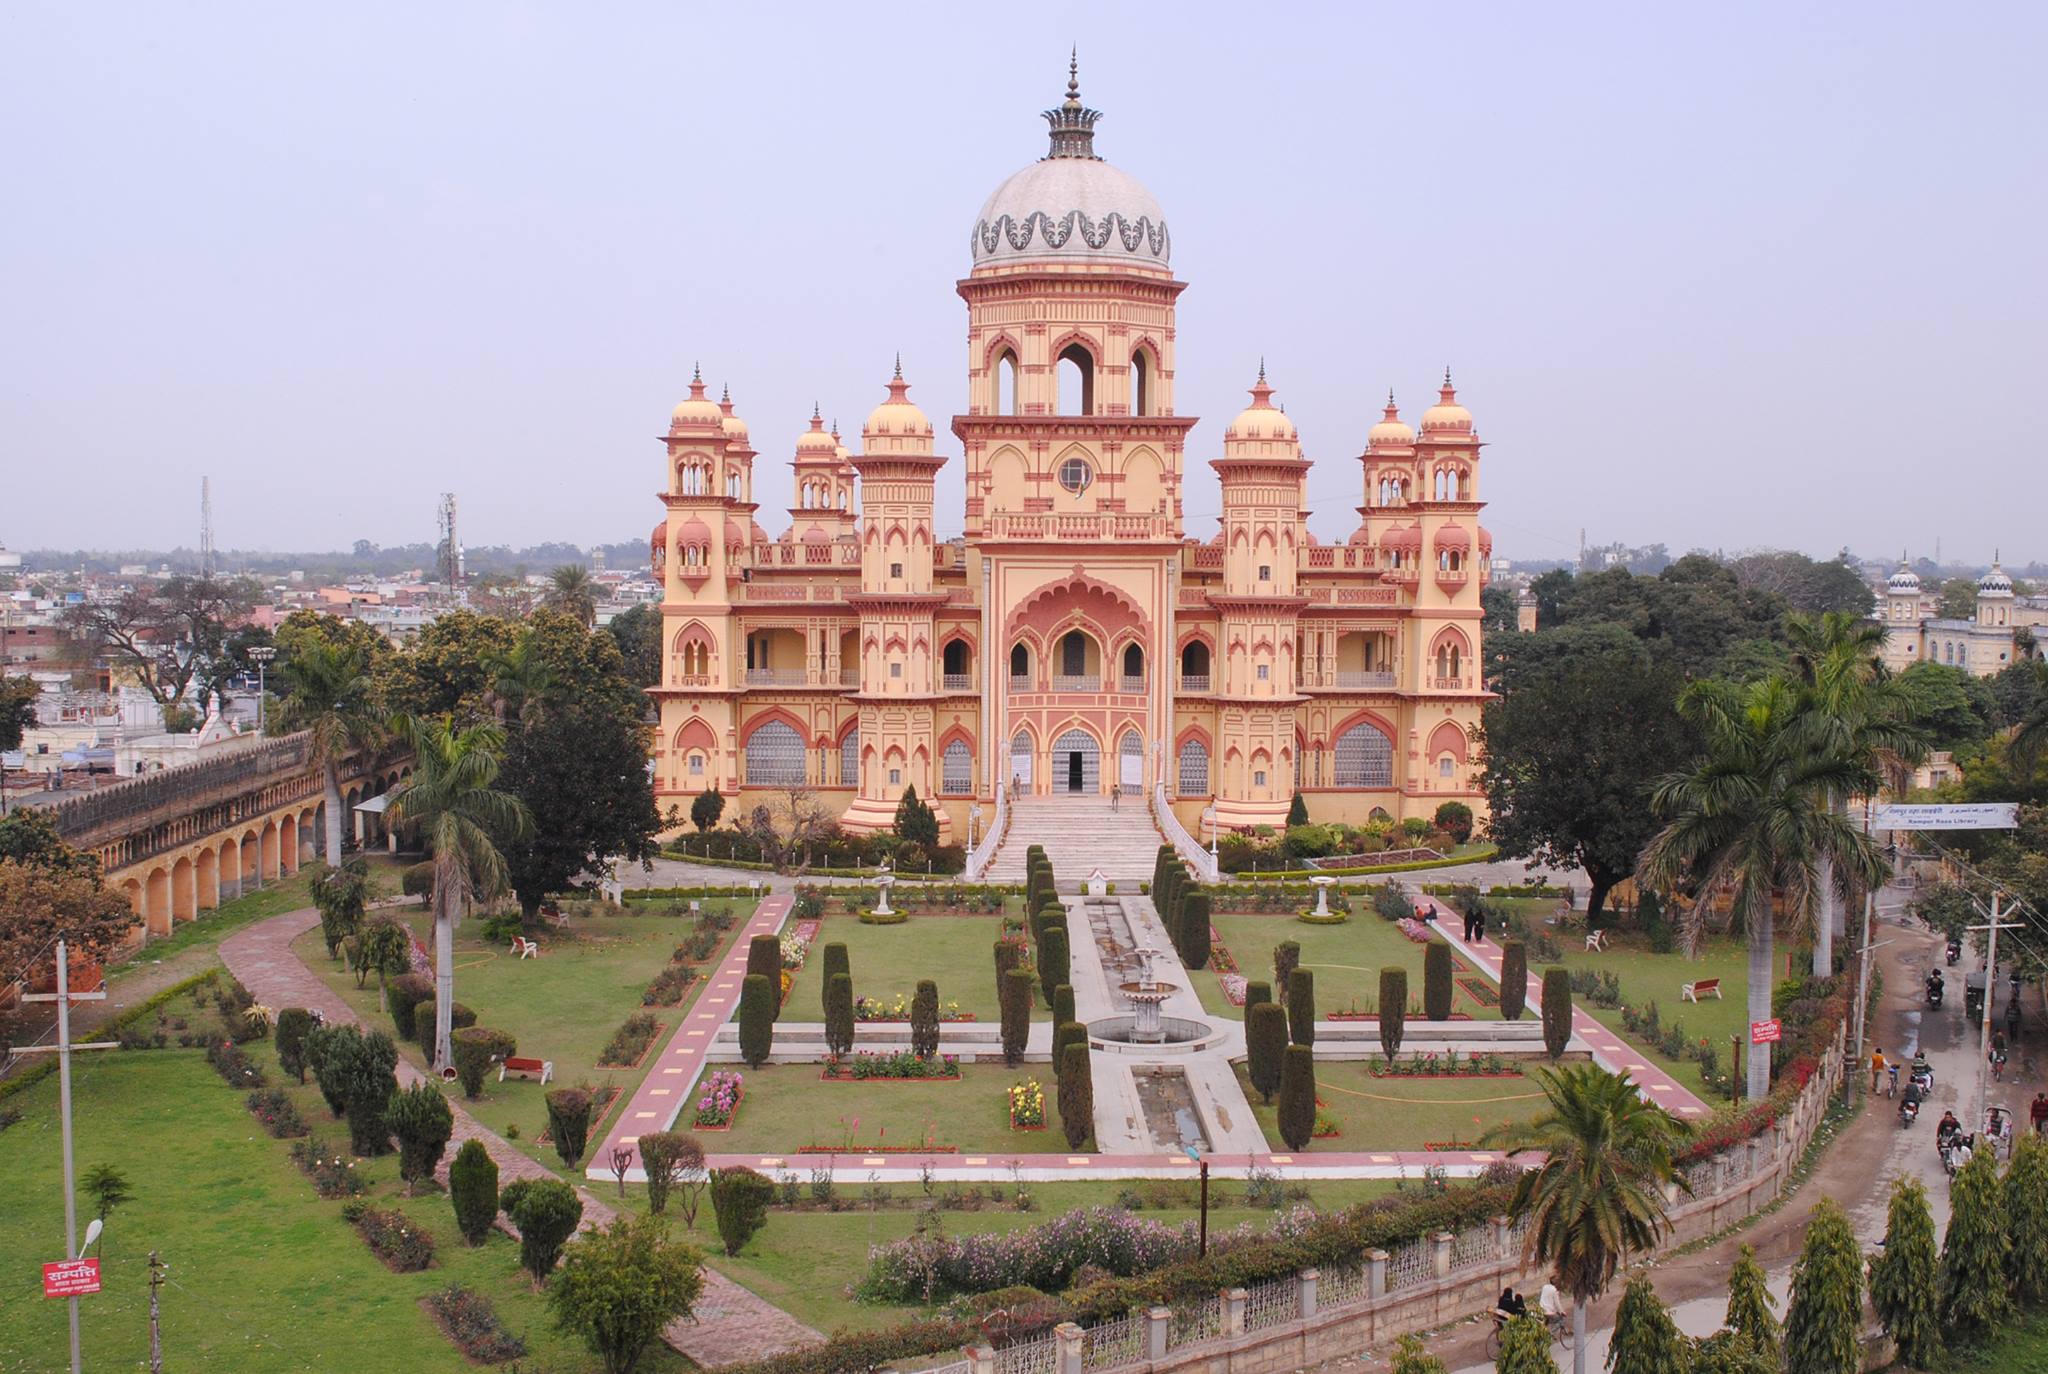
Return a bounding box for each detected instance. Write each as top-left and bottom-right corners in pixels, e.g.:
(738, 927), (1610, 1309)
(249, 645), (276, 734)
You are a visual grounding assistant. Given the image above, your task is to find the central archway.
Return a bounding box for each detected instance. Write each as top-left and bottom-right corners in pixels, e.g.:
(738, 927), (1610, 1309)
(1052, 728), (1100, 795)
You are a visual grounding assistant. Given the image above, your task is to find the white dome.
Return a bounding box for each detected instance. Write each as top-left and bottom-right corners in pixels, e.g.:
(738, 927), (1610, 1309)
(972, 158), (1169, 269)
(1887, 564), (1922, 595)
(1979, 564), (2014, 597)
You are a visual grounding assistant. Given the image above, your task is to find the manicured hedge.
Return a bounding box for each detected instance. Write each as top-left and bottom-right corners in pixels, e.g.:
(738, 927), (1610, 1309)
(1214, 848), (1499, 883)
(0, 967), (222, 1107)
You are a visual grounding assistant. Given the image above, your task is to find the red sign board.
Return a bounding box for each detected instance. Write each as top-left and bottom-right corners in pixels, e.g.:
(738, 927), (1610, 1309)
(1749, 1019), (1782, 1045)
(42, 1259), (100, 1298)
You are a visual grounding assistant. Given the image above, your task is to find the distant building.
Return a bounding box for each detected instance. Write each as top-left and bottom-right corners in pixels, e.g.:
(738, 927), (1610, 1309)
(1881, 559), (2026, 677)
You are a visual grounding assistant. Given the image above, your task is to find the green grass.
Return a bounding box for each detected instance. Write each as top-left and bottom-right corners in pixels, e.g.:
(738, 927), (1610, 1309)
(0, 1046), (684, 1373)
(1238, 1059), (1547, 1152)
(785, 914), (1043, 1024)
(609, 1177), (1401, 1335)
(1942, 1311), (2048, 1374)
(701, 1061), (1044, 1156)
(294, 902), (748, 1166)
(1199, 914), (1504, 1022)
(1547, 935), (1751, 1097)
(109, 856), (407, 974)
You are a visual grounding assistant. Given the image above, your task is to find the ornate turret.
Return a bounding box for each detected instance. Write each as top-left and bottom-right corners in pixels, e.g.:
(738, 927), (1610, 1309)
(1042, 52), (1101, 160)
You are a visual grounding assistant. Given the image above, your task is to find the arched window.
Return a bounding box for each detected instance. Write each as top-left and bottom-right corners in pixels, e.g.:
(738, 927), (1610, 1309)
(1010, 729), (1033, 786)
(1060, 630), (1088, 678)
(840, 728), (859, 787)
(1121, 643), (1144, 686)
(994, 347), (1019, 415)
(943, 639), (970, 677)
(1057, 342), (1095, 416)
(1180, 640), (1210, 685)
(1178, 736), (1210, 795)
(1333, 720), (1394, 788)
(1119, 729), (1143, 787)
(1010, 642), (1031, 683)
(745, 719), (806, 787)
(942, 738), (972, 794)
(1130, 350), (1151, 416)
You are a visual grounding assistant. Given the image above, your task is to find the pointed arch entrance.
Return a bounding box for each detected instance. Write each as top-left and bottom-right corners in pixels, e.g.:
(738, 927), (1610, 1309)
(1052, 728), (1100, 794)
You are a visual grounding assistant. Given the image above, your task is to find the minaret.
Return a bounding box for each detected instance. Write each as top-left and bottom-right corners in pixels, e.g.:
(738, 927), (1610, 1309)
(1209, 365), (1309, 829)
(840, 363), (951, 838)
(1409, 371), (1486, 695)
(788, 406), (856, 546)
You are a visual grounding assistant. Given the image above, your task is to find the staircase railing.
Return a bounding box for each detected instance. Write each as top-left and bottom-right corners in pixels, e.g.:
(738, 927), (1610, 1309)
(1152, 780), (1218, 883)
(965, 781), (1008, 881)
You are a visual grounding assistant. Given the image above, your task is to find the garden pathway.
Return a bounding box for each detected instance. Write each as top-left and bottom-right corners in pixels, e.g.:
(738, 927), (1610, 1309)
(220, 903), (822, 1367)
(1403, 886), (1713, 1117)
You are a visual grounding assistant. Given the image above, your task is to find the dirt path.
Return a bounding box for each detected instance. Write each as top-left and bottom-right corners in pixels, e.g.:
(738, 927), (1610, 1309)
(218, 905), (821, 1367)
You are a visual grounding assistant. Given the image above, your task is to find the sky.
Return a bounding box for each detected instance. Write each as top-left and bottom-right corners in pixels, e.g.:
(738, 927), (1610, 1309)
(3, 3), (2043, 565)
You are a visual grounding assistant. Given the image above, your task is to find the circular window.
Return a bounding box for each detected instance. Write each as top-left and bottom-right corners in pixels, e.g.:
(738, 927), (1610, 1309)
(1058, 457), (1093, 494)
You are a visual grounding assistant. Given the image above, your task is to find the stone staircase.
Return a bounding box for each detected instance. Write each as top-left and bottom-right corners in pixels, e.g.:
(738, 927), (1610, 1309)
(985, 795), (1171, 881)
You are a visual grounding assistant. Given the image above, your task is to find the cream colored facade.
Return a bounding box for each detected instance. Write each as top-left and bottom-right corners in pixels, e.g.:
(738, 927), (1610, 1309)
(1880, 560), (2026, 678)
(649, 72), (1491, 840)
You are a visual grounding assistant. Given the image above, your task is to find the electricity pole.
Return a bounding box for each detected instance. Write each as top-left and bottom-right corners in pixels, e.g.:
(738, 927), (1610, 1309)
(17, 941), (114, 1374)
(1969, 894), (2024, 1128)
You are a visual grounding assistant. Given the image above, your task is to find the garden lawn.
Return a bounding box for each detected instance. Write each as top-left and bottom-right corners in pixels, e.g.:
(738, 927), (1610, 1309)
(294, 901), (748, 1167)
(0, 1049), (685, 1374)
(1199, 914), (1503, 1023)
(784, 913), (1044, 1024)
(1238, 1059), (1548, 1153)
(619, 1178), (1399, 1335)
(1547, 936), (1751, 1099)
(700, 1061), (1047, 1155)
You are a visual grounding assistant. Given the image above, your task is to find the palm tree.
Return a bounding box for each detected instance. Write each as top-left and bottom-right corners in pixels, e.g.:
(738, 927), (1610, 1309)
(272, 643), (383, 866)
(544, 565), (598, 628)
(386, 715), (532, 1070)
(2008, 658), (2048, 780)
(1782, 612), (1928, 973)
(1640, 675), (1889, 1100)
(1483, 1064), (1687, 1374)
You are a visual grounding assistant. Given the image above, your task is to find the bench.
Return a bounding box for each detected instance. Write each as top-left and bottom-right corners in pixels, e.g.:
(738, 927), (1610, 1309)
(1681, 978), (1723, 1003)
(499, 1056), (554, 1085)
(1584, 930), (1608, 952)
(510, 937), (540, 959)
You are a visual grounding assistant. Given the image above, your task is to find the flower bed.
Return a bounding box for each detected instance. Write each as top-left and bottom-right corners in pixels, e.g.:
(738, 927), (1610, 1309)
(642, 964), (698, 1006)
(854, 993), (972, 1022)
(796, 1141), (960, 1154)
(781, 923), (817, 969)
(1218, 972), (1248, 1007)
(694, 1071), (744, 1129)
(1369, 1052), (1518, 1079)
(352, 1203), (436, 1272)
(289, 1135), (365, 1198)
(1423, 1139), (1481, 1152)
(822, 1051), (962, 1081)
(424, 1284), (527, 1364)
(597, 1012), (664, 1069)
(1453, 975), (1501, 1008)
(1009, 1078), (1046, 1129)
(246, 1088), (309, 1138)
(1395, 917), (1437, 944)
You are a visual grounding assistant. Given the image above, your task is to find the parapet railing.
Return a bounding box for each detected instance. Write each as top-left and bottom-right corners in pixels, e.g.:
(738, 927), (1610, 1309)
(965, 782), (1008, 881)
(1151, 779), (1217, 883)
(43, 733), (316, 842)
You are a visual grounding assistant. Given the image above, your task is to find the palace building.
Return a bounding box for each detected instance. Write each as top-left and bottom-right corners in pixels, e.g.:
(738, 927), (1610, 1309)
(649, 67), (1492, 856)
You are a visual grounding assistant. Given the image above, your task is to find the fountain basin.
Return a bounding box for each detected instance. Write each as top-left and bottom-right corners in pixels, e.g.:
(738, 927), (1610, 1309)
(1088, 1014), (1218, 1052)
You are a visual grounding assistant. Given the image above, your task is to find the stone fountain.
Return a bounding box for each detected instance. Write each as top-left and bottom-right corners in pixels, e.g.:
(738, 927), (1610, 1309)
(1118, 945), (1178, 1044)
(872, 864), (895, 917)
(1308, 875), (1336, 917)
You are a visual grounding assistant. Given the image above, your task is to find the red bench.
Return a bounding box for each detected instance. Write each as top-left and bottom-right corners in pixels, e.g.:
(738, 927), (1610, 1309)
(1681, 978), (1722, 1003)
(498, 1056), (554, 1085)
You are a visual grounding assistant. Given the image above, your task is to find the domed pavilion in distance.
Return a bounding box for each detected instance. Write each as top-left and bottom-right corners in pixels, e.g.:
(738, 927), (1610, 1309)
(647, 62), (1494, 861)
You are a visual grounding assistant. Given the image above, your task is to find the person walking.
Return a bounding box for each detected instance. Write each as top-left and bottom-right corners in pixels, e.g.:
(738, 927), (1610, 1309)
(2030, 1091), (2048, 1136)
(1110, 782), (1120, 812)
(1870, 1047), (1887, 1094)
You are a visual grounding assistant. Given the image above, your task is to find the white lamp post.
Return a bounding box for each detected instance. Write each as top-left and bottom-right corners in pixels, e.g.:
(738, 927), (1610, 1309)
(1203, 804), (1220, 882)
(249, 645), (276, 733)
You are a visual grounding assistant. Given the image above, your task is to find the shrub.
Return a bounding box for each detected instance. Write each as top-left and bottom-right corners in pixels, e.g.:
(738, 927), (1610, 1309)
(599, 1012), (661, 1067)
(826, 972), (856, 1057)
(746, 934), (781, 1019)
(1286, 968), (1315, 1047)
(822, 942), (850, 1003)
(1039, 926), (1070, 1007)
(544, 1087), (594, 1166)
(207, 1038), (266, 1089)
(303, 1024), (347, 1117)
(450, 1027), (516, 1100)
(1432, 801), (1473, 845)
(1422, 942), (1453, 1021)
(1246, 1003), (1286, 1104)
(387, 1082), (455, 1192)
(246, 1088), (308, 1138)
(1378, 968), (1407, 1058)
(387, 972), (433, 1040)
(1940, 1141), (2008, 1336)
(1278, 1045), (1316, 1150)
(500, 1177), (584, 1286)
(739, 974), (775, 1067)
(1052, 984), (1075, 1027)
(1058, 1042), (1093, 1150)
(1244, 979), (1273, 1014)
(1000, 968), (1033, 1067)
(290, 1134), (366, 1198)
(1869, 1176), (1938, 1368)
(402, 861), (435, 905)
(1785, 1197), (1862, 1374)
(1500, 942), (1528, 1021)
(1180, 892), (1212, 972)
(548, 1213), (706, 1374)
(1540, 969), (1572, 1060)
(644, 964), (698, 1006)
(355, 1204), (436, 1272)
(448, 1138), (499, 1246)
(640, 1130), (705, 1219)
(274, 1008), (314, 1083)
(711, 1166), (775, 1255)
(415, 999), (476, 1057)
(426, 1284), (527, 1363)
(1287, 792), (1310, 827)
(1273, 939), (1301, 989)
(1052, 1020), (1088, 1093)
(308, 1023), (399, 1156)
(1372, 884), (1414, 922)
(897, 978), (938, 1060)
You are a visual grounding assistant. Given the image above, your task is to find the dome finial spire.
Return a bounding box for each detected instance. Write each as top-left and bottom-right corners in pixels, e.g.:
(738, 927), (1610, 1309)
(1258, 356), (1267, 384)
(893, 351), (903, 381)
(1043, 49), (1102, 159)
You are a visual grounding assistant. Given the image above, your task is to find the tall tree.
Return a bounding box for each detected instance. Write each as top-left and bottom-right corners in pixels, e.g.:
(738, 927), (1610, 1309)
(604, 603), (664, 691)
(1484, 1065), (1685, 1374)
(383, 610), (522, 724)
(1869, 1176), (1939, 1367)
(1783, 611), (1928, 972)
(1723, 1243), (1779, 1361)
(387, 716), (531, 1068)
(1482, 625), (1697, 918)
(543, 565), (598, 628)
(548, 1213), (703, 1374)
(1640, 675), (1888, 1099)
(60, 574), (261, 718)
(1608, 1275), (1688, 1374)
(2008, 659), (2048, 780)
(0, 673), (39, 751)
(1783, 1197), (1861, 1374)
(2008, 1132), (2048, 1307)
(271, 641), (384, 865)
(1941, 1144), (2010, 1336)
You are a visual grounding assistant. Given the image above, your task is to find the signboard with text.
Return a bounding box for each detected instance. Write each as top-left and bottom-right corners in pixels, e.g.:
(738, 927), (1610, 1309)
(42, 1259), (100, 1298)
(1872, 803), (2018, 831)
(1750, 1019), (1782, 1045)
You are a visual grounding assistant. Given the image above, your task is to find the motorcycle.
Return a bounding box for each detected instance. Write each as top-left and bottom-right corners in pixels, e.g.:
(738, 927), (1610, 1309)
(1900, 1093), (1922, 1127)
(1947, 938), (1963, 966)
(1943, 1133), (1976, 1177)
(1926, 973), (1945, 1008)
(1911, 1063), (1935, 1096)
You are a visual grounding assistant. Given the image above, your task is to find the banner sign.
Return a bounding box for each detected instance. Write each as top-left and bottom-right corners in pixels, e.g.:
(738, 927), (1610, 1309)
(42, 1259), (100, 1298)
(1872, 803), (2018, 831)
(1749, 1019), (1782, 1045)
